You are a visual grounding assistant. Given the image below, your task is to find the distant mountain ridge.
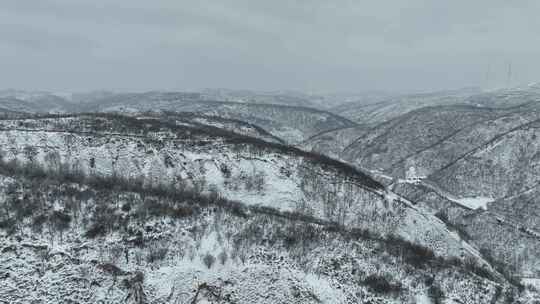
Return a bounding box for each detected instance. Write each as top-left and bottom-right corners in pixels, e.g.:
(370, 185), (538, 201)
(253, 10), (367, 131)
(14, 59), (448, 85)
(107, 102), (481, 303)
(1, 86), (539, 302)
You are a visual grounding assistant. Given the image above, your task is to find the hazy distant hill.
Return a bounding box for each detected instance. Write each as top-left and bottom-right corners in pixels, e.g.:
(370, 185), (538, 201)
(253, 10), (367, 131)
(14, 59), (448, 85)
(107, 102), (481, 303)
(77, 91), (358, 144)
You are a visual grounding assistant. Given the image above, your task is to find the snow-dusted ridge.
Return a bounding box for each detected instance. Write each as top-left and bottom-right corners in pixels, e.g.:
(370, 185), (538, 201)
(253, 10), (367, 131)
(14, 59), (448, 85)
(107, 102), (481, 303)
(0, 114), (494, 262)
(77, 92), (358, 144)
(0, 103), (536, 302)
(0, 169), (521, 303)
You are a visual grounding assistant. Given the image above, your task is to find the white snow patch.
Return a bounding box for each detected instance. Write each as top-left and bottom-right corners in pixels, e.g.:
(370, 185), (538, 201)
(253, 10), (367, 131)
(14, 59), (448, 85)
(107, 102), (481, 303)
(450, 196), (493, 210)
(523, 278), (540, 289)
(304, 273), (346, 304)
(415, 292), (433, 304)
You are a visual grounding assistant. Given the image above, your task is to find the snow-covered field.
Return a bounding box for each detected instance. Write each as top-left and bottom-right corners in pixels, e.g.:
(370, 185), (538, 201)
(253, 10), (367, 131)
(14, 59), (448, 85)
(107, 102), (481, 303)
(449, 196), (493, 210)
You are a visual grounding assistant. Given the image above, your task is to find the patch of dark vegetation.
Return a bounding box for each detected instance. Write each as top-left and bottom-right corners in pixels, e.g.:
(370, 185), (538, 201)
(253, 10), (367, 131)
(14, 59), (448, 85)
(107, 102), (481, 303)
(434, 210), (472, 241)
(0, 157), (519, 287)
(1, 112), (383, 190)
(50, 211), (71, 232)
(71, 92), (357, 125)
(384, 235), (436, 268)
(85, 223), (108, 238)
(434, 210), (449, 222)
(159, 111), (287, 144)
(0, 217), (17, 234)
(463, 258), (496, 281)
(362, 274), (402, 294)
(427, 284), (445, 304)
(202, 252), (216, 269)
(479, 247), (524, 291)
(0, 156), (249, 239)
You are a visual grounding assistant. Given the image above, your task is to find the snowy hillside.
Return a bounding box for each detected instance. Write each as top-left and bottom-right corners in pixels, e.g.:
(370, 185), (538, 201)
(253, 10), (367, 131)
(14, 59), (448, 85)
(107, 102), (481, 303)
(0, 170), (522, 304)
(341, 105), (503, 173)
(329, 88), (481, 125)
(303, 91), (540, 288)
(0, 94), (74, 114)
(430, 118), (540, 199)
(0, 88), (539, 302)
(76, 92), (357, 144)
(0, 114), (488, 260)
(4, 0), (540, 301)
(391, 180), (540, 282)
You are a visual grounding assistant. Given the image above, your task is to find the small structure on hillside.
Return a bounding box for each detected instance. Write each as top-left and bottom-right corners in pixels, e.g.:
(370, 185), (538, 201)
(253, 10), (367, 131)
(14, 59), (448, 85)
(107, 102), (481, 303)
(405, 166), (426, 184)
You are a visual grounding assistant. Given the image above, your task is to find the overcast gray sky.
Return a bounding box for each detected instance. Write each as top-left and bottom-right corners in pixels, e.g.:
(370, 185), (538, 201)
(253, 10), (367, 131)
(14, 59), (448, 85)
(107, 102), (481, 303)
(1, 0), (540, 93)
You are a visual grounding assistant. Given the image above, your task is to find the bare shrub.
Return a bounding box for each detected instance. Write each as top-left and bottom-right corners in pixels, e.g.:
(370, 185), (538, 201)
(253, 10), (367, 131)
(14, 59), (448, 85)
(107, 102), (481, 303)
(428, 284), (445, 304)
(363, 274), (402, 294)
(218, 250), (228, 265)
(146, 241), (169, 264)
(202, 252), (216, 269)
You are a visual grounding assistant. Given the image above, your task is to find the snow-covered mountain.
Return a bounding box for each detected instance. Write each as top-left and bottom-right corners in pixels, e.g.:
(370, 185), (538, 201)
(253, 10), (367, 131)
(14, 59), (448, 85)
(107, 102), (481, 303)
(76, 92), (358, 144)
(0, 168), (519, 304)
(0, 89), (358, 144)
(340, 105), (503, 173)
(0, 93), (74, 114)
(0, 114), (523, 303)
(1, 87), (539, 302)
(329, 88), (482, 125)
(199, 88), (324, 108)
(0, 114), (483, 258)
(301, 88), (540, 289)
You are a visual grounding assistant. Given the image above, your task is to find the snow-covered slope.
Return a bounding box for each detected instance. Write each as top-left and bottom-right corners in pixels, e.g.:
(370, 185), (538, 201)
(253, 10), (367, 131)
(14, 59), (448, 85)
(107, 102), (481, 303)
(308, 95), (540, 284)
(330, 86), (540, 126)
(0, 114), (490, 260)
(0, 170), (527, 304)
(77, 92), (357, 144)
(0, 90), (538, 302)
(341, 105), (503, 173)
(329, 88), (481, 125)
(301, 126), (366, 160)
(199, 88), (322, 108)
(137, 111), (286, 144)
(0, 94), (74, 114)
(430, 118), (540, 199)
(391, 180), (540, 280)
